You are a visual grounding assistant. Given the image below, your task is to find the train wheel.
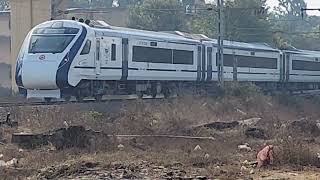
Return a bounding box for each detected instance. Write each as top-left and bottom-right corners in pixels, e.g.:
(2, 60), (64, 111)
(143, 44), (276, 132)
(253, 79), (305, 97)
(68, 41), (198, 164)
(137, 92), (143, 99)
(151, 84), (157, 98)
(76, 95), (84, 102)
(163, 88), (170, 98)
(64, 96), (71, 102)
(44, 98), (52, 103)
(151, 91), (157, 98)
(95, 95), (103, 102)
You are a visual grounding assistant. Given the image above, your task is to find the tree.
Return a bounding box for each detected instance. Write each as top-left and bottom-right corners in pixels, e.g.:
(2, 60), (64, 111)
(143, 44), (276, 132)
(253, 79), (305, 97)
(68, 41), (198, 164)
(190, 0), (273, 43)
(275, 0), (306, 17)
(224, 0), (272, 42)
(128, 0), (188, 31)
(271, 0), (320, 50)
(0, 0), (9, 11)
(69, 0), (141, 8)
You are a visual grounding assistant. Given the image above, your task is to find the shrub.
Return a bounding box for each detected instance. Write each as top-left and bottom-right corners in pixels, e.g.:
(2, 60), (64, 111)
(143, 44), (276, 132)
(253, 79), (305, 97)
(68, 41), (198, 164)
(220, 82), (262, 100)
(275, 137), (319, 168)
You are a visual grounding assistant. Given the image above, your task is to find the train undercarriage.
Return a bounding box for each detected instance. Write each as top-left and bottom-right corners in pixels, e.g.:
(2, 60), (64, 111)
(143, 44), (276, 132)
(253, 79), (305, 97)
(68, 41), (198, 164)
(31, 80), (320, 103)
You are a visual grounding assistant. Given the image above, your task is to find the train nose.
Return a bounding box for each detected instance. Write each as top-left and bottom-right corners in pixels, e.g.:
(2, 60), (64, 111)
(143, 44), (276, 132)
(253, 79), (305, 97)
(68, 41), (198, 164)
(22, 60), (59, 89)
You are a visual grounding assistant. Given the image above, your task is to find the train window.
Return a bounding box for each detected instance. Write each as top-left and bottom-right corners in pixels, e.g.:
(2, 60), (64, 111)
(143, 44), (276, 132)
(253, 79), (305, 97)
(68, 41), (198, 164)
(173, 50), (194, 65)
(133, 46), (172, 64)
(223, 54), (277, 69)
(80, 40), (91, 55)
(111, 44), (116, 61)
(29, 35), (75, 54)
(33, 27), (79, 35)
(292, 60), (320, 71)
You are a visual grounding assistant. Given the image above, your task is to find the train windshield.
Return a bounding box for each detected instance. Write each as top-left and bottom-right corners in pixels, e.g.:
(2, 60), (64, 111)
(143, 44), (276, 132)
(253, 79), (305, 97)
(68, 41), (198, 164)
(28, 27), (79, 54)
(29, 35), (75, 54)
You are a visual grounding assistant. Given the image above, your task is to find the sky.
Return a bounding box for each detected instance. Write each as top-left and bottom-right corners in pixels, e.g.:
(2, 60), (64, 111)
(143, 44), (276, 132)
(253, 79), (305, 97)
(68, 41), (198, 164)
(267, 0), (320, 16)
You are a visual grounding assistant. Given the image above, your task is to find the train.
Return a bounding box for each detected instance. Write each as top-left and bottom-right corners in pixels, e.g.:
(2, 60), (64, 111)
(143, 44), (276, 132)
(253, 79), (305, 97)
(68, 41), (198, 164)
(15, 19), (320, 101)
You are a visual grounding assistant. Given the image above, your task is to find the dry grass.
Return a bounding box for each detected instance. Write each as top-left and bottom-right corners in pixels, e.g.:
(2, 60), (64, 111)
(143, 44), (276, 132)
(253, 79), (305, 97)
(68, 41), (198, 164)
(2, 82), (320, 179)
(275, 136), (320, 168)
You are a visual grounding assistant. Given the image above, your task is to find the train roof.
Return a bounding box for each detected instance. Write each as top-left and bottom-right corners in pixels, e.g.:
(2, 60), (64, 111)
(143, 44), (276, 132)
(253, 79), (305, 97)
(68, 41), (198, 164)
(91, 21), (200, 45)
(203, 39), (280, 53)
(283, 49), (320, 58)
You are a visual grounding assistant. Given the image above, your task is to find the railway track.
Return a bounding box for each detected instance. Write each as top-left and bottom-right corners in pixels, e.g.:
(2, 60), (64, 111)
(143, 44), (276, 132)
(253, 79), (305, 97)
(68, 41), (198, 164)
(0, 95), (166, 108)
(0, 89), (319, 108)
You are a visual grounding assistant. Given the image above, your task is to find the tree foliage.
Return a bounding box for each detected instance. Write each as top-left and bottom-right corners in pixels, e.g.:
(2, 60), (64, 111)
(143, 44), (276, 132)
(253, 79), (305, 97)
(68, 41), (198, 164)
(271, 0), (320, 50)
(0, 0), (9, 11)
(69, 0), (141, 8)
(128, 0), (188, 31)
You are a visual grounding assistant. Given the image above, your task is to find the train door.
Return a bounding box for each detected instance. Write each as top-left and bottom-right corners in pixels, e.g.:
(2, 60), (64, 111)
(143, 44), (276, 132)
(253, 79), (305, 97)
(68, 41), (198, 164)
(95, 38), (101, 75)
(99, 37), (123, 80)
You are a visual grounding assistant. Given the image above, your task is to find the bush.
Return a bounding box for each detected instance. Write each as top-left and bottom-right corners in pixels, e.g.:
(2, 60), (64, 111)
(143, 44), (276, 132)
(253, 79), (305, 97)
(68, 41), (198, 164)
(275, 137), (319, 168)
(273, 92), (302, 108)
(220, 82), (262, 100)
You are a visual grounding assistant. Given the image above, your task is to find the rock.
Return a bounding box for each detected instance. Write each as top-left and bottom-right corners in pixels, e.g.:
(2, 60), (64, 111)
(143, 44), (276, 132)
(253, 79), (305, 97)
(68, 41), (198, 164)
(249, 169), (254, 174)
(317, 153), (320, 159)
(0, 154), (3, 159)
(194, 145), (202, 151)
(117, 144), (124, 150)
(240, 166), (247, 174)
(204, 121), (239, 130)
(245, 128), (266, 139)
(236, 108), (247, 115)
(288, 172), (298, 176)
(196, 176), (207, 180)
(63, 121), (69, 128)
(204, 153), (210, 159)
(242, 160), (250, 165)
(238, 118), (261, 126)
(18, 149), (24, 153)
(6, 158), (18, 167)
(238, 144), (252, 152)
(0, 160), (6, 167)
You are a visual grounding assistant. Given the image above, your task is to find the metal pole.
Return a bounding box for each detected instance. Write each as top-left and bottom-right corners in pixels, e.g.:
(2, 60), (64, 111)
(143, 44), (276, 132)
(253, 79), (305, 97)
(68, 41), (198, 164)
(217, 0), (224, 85)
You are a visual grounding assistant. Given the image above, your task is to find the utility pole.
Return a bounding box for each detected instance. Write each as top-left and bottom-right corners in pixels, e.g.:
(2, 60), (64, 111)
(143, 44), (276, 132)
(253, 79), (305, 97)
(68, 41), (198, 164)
(217, 0), (224, 86)
(301, 8), (320, 19)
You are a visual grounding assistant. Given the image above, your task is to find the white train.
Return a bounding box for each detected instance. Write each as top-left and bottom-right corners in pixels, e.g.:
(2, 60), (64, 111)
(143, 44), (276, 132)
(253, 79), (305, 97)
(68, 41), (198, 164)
(16, 20), (320, 101)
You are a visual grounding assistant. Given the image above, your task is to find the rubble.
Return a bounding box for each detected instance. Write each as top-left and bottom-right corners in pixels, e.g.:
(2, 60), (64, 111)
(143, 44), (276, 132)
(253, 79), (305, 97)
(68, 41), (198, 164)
(203, 121), (239, 130)
(245, 128), (266, 139)
(0, 112), (18, 128)
(204, 153), (210, 159)
(0, 160), (5, 167)
(12, 126), (215, 150)
(194, 145), (202, 151)
(0, 158), (18, 168)
(34, 160), (211, 180)
(191, 117), (261, 132)
(117, 144), (125, 150)
(238, 143), (252, 152)
(289, 119), (320, 136)
(249, 169), (254, 174)
(238, 118), (261, 126)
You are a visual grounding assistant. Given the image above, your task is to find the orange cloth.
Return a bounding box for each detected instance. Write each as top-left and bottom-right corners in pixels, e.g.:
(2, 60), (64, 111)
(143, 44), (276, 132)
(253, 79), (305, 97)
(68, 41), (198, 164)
(257, 145), (273, 168)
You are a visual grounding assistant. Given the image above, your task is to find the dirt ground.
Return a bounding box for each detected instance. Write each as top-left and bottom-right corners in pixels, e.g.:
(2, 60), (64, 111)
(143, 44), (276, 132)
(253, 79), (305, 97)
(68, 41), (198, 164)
(0, 85), (320, 179)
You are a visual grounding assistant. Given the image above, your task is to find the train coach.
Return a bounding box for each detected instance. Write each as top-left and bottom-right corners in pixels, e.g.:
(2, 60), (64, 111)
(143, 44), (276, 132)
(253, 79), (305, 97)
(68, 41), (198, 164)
(15, 20), (320, 101)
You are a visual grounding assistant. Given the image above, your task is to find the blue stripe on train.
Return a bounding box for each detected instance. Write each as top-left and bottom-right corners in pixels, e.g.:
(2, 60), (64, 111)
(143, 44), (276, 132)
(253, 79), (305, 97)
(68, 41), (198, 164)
(56, 26), (87, 88)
